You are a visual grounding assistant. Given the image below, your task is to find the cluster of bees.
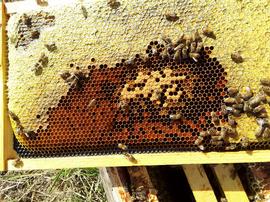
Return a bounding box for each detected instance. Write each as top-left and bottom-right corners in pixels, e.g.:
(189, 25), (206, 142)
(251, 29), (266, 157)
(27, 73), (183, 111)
(159, 30), (203, 64)
(9, 111), (37, 140)
(14, 12), (55, 49)
(195, 79), (270, 151)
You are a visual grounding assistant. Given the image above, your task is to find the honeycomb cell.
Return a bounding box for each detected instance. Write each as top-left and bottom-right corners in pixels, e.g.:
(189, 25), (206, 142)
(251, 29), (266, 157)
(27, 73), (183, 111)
(12, 35), (270, 158)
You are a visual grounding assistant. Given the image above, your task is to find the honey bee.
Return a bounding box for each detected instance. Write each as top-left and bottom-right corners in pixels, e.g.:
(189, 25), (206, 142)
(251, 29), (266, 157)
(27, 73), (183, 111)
(59, 71), (72, 80)
(31, 62), (43, 76)
(175, 33), (185, 47)
(211, 140), (223, 146)
(174, 43), (185, 51)
(108, 0), (120, 9)
(221, 105), (229, 115)
(63, 70), (85, 89)
(173, 49), (181, 64)
(202, 26), (216, 39)
(249, 96), (262, 108)
(161, 35), (172, 45)
(195, 136), (204, 145)
(12, 158), (24, 168)
(81, 5), (88, 19)
(257, 118), (270, 128)
(184, 34), (192, 47)
(165, 13), (179, 22)
(161, 47), (170, 59)
(228, 117), (237, 128)
(193, 30), (202, 42)
(190, 42), (197, 53)
(152, 48), (158, 56)
(232, 103), (243, 111)
(31, 30), (40, 39)
(36, 0), (48, 6)
(220, 197), (228, 202)
(182, 47), (188, 59)
(124, 153), (137, 164)
(227, 87), (239, 97)
(241, 87), (253, 101)
(45, 42), (57, 52)
(124, 58), (135, 66)
(23, 129), (37, 139)
(199, 131), (208, 137)
(258, 94), (267, 103)
(257, 112), (268, 118)
(169, 113), (182, 120)
(118, 143), (127, 150)
(87, 99), (97, 108)
(243, 102), (252, 113)
(189, 53), (200, 62)
(9, 111), (20, 124)
(262, 127), (270, 139)
(231, 52), (244, 63)
(211, 112), (219, 125)
(211, 135), (222, 141)
(255, 126), (265, 138)
(38, 53), (49, 67)
(195, 42), (203, 53)
(225, 144), (237, 151)
(228, 128), (238, 138)
(198, 145), (205, 151)
(253, 105), (266, 114)
(118, 100), (129, 111)
(224, 97), (236, 105)
(260, 78), (270, 86)
(231, 108), (241, 117)
(240, 136), (249, 148)
(262, 86), (270, 96)
(22, 14), (32, 27)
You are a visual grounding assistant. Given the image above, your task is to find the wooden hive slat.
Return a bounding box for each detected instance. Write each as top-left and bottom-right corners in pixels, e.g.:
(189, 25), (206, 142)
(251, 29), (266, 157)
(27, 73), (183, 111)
(99, 167), (132, 202)
(183, 165), (217, 202)
(213, 164), (249, 202)
(99, 165), (252, 202)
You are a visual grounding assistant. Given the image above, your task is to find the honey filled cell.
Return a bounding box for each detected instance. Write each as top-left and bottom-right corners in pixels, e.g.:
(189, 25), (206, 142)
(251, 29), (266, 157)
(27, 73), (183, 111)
(12, 41), (234, 157)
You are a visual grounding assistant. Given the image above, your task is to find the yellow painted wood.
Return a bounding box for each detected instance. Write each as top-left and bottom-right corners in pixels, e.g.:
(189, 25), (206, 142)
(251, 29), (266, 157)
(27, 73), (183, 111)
(213, 164), (249, 202)
(0, 2), (4, 171)
(183, 165), (217, 202)
(5, 150), (270, 171)
(99, 167), (132, 202)
(0, 1), (18, 171)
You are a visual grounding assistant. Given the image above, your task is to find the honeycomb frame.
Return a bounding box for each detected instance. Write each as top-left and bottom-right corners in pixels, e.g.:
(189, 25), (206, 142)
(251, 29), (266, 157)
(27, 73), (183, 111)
(2, 0), (270, 170)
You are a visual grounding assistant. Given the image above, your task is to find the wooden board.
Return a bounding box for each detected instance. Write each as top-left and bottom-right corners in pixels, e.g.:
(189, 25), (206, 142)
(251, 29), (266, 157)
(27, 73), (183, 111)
(183, 165), (217, 202)
(1, 1), (17, 171)
(99, 167), (132, 202)
(213, 164), (249, 202)
(5, 150), (270, 171)
(100, 165), (251, 202)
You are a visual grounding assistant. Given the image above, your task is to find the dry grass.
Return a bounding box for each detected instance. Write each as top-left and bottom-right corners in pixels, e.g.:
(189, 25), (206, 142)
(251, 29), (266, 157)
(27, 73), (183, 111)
(0, 168), (107, 202)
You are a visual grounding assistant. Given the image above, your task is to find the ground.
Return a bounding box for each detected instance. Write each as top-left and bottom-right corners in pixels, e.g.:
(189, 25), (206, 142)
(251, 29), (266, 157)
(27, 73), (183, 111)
(0, 168), (107, 202)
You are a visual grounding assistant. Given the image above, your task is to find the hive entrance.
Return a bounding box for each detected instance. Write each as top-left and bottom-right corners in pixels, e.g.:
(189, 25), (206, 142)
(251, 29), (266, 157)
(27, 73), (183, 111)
(13, 40), (250, 157)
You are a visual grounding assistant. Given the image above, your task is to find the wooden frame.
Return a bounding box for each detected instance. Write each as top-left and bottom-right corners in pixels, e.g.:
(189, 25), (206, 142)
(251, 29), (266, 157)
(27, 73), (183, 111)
(100, 165), (250, 202)
(1, 0), (270, 171)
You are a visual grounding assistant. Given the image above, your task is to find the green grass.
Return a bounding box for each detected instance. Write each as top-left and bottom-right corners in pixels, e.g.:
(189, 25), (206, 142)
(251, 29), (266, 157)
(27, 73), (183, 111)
(0, 168), (107, 202)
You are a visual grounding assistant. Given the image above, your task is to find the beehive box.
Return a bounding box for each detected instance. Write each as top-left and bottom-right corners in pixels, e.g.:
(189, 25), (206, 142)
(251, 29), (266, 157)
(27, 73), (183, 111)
(1, 0), (270, 171)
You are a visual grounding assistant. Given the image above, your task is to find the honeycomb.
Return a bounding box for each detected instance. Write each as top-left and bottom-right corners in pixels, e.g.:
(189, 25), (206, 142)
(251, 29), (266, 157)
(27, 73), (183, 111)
(6, 0), (270, 158)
